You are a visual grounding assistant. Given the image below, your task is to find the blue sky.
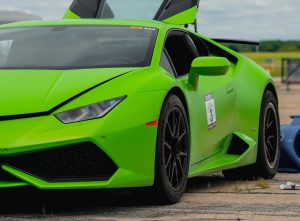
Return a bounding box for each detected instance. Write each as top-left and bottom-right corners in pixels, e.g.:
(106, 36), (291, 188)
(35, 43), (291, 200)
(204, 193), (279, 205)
(0, 0), (299, 40)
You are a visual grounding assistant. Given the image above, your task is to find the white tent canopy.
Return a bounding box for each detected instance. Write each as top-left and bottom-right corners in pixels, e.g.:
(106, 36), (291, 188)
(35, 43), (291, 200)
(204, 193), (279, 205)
(0, 10), (41, 24)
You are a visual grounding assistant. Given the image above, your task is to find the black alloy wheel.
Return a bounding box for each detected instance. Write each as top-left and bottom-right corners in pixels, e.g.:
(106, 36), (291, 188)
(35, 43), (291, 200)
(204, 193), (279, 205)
(263, 102), (280, 169)
(223, 90), (280, 180)
(153, 94), (190, 204)
(163, 105), (189, 191)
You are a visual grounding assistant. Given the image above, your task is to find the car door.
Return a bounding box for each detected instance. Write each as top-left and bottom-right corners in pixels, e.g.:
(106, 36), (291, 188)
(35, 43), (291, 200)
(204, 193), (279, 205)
(189, 33), (237, 163)
(65, 0), (200, 25)
(192, 67), (236, 163)
(163, 30), (236, 164)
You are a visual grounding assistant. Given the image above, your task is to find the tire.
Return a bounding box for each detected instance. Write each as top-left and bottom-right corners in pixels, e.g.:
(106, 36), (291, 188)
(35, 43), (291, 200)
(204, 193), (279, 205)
(152, 94), (190, 204)
(223, 90), (280, 180)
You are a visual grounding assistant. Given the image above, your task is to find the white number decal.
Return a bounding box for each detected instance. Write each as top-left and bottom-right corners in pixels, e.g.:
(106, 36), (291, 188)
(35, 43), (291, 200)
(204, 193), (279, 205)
(205, 94), (216, 130)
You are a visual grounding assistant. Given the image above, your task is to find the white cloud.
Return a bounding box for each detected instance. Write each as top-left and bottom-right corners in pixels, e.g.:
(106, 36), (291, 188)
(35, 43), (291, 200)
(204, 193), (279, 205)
(197, 0), (300, 40)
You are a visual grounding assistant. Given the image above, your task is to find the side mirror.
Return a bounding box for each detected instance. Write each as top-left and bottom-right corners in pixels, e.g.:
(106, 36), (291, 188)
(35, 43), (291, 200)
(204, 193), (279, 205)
(188, 57), (230, 89)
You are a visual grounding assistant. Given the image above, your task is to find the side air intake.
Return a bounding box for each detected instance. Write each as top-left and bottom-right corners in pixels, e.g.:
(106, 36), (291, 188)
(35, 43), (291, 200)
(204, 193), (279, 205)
(227, 134), (249, 155)
(0, 168), (20, 182)
(2, 142), (118, 182)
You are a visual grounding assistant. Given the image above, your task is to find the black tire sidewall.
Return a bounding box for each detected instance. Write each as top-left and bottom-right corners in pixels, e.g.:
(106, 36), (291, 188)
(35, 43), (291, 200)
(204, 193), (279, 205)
(155, 94), (190, 204)
(257, 90), (280, 178)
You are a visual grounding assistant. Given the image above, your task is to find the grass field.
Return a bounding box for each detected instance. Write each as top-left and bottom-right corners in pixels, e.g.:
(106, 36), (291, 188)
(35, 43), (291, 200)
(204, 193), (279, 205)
(242, 52), (300, 76)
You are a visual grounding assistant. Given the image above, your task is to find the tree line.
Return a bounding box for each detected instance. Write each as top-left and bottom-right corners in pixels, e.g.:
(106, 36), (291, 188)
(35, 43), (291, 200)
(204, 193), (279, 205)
(225, 40), (300, 52)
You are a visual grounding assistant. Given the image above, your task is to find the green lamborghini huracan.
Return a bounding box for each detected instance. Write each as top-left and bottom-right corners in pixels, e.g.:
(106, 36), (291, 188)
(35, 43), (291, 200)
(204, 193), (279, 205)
(0, 0), (280, 203)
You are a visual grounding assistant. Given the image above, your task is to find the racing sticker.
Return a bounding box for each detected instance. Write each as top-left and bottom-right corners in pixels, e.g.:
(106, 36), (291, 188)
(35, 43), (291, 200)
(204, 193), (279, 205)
(205, 94), (217, 130)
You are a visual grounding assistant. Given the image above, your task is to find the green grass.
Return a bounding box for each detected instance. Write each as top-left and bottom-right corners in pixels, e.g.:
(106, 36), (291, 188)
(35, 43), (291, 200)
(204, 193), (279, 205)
(242, 52), (300, 76)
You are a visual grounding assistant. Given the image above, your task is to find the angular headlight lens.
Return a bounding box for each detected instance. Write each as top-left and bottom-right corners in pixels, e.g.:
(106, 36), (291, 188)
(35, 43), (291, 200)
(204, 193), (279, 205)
(55, 96), (126, 124)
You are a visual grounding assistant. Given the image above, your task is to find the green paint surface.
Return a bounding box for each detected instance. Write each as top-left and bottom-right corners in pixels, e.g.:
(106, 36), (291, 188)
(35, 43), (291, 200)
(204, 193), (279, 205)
(0, 19), (274, 189)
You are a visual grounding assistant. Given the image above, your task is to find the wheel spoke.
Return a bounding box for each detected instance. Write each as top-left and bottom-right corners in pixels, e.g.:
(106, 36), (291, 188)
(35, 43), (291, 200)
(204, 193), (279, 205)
(175, 114), (182, 138)
(166, 122), (173, 137)
(177, 157), (185, 176)
(170, 162), (175, 184)
(265, 109), (274, 129)
(266, 140), (273, 150)
(265, 144), (273, 163)
(266, 141), (275, 153)
(164, 142), (172, 151)
(172, 112), (177, 137)
(266, 109), (271, 127)
(165, 154), (172, 169)
(178, 130), (187, 143)
(174, 161), (179, 187)
(167, 162), (172, 178)
(268, 135), (275, 141)
(174, 114), (179, 138)
(179, 151), (188, 158)
(267, 120), (273, 129)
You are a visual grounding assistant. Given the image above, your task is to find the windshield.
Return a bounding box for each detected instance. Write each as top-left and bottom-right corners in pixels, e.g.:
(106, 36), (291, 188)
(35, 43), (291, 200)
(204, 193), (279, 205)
(0, 26), (158, 70)
(101, 0), (164, 19)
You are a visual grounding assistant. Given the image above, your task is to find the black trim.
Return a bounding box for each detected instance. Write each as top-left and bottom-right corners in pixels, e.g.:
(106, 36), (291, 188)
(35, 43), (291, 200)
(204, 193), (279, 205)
(2, 142), (118, 182)
(201, 39), (238, 64)
(69, 0), (199, 23)
(191, 151), (221, 167)
(163, 28), (238, 74)
(227, 134), (249, 155)
(70, 0), (102, 18)
(212, 39), (260, 46)
(97, 0), (107, 18)
(0, 168), (20, 181)
(163, 30), (199, 77)
(189, 34), (210, 56)
(155, 0), (173, 20)
(0, 72), (128, 121)
(162, 48), (178, 77)
(155, 0), (199, 21)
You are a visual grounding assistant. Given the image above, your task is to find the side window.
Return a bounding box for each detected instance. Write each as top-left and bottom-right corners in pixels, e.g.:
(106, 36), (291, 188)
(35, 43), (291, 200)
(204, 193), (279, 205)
(160, 50), (175, 76)
(164, 31), (199, 77)
(190, 33), (238, 64)
(189, 34), (210, 57)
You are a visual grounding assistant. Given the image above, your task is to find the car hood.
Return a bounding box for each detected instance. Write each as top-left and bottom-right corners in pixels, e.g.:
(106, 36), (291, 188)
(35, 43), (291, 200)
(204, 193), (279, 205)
(0, 68), (137, 116)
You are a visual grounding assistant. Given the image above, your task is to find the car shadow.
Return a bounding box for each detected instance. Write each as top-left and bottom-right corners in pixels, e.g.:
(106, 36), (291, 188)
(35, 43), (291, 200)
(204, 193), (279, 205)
(186, 174), (229, 192)
(0, 174), (227, 215)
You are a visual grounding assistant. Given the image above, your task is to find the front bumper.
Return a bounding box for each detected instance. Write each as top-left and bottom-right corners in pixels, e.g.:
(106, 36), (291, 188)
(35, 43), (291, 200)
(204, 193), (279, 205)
(0, 91), (164, 189)
(1, 142), (118, 183)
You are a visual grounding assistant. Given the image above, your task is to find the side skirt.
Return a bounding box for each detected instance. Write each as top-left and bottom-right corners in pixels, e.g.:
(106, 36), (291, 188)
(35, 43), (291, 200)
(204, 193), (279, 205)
(188, 132), (258, 177)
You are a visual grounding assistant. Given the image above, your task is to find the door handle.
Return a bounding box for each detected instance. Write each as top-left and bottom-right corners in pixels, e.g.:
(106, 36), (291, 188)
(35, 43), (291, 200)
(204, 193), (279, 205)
(226, 86), (234, 95)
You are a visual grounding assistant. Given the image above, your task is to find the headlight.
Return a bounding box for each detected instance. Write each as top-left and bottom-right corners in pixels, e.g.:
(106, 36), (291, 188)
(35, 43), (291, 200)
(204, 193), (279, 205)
(55, 96), (126, 124)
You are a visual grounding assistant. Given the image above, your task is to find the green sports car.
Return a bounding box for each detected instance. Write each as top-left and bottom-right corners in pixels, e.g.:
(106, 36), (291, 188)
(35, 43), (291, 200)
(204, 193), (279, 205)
(0, 0), (280, 203)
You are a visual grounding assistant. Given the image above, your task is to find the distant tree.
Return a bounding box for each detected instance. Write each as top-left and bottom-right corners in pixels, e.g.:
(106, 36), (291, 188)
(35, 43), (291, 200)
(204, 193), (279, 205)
(223, 40), (300, 52)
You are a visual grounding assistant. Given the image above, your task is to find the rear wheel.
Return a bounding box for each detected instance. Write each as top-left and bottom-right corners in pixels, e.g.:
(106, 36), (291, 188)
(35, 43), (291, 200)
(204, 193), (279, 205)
(223, 90), (280, 180)
(152, 94), (190, 204)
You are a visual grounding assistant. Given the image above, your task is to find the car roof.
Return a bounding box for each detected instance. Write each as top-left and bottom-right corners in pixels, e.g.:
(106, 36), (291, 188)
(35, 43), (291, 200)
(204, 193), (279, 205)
(0, 19), (170, 30)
